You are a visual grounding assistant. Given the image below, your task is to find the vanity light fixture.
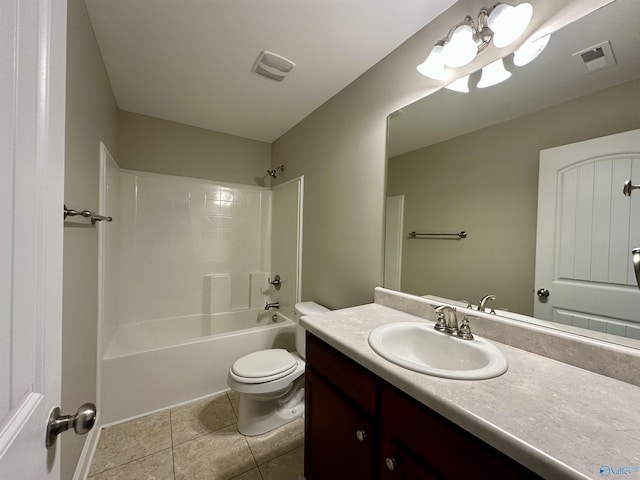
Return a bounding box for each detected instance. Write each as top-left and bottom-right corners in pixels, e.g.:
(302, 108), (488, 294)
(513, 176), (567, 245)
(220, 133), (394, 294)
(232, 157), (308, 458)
(416, 2), (533, 81)
(487, 3), (534, 48)
(442, 23), (478, 68)
(477, 58), (511, 88)
(416, 41), (447, 80)
(513, 34), (551, 66)
(444, 74), (471, 93)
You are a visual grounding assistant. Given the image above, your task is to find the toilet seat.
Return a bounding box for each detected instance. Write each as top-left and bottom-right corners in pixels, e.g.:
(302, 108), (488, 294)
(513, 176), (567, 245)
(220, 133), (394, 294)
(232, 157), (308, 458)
(230, 349), (298, 384)
(226, 301), (329, 436)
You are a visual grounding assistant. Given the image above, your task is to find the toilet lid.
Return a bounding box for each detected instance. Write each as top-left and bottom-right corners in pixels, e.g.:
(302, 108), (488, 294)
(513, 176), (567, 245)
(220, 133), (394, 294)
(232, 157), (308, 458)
(231, 349), (297, 379)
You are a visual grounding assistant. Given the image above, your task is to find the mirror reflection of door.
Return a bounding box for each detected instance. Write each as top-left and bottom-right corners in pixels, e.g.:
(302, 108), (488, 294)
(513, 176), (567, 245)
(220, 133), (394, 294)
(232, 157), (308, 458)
(535, 129), (640, 337)
(384, 196), (405, 291)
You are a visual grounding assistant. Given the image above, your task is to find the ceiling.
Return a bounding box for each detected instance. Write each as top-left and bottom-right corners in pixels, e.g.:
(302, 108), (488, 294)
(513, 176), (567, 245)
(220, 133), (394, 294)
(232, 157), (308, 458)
(84, 0), (458, 143)
(388, 0), (640, 157)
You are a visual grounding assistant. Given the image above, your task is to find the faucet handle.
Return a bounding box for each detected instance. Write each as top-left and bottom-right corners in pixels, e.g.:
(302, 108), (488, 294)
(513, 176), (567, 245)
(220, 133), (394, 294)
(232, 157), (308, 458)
(434, 305), (456, 319)
(268, 275), (282, 291)
(433, 306), (448, 332)
(458, 317), (474, 340)
(456, 299), (472, 309)
(435, 305), (458, 334)
(434, 305), (456, 313)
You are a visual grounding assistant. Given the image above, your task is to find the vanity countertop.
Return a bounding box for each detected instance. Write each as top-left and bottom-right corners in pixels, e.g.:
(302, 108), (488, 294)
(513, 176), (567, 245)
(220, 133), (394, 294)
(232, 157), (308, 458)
(300, 302), (640, 480)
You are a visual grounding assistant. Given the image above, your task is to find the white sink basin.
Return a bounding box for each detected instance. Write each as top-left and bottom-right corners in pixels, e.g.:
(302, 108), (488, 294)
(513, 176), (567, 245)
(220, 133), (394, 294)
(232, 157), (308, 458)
(368, 322), (508, 380)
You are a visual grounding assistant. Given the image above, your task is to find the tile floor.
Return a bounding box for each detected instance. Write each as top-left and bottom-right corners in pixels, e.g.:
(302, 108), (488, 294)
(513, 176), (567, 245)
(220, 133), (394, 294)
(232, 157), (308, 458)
(88, 391), (304, 480)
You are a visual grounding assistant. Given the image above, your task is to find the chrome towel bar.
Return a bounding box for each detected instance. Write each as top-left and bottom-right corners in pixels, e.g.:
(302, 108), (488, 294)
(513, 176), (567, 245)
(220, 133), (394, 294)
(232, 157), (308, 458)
(64, 205), (112, 224)
(408, 231), (467, 239)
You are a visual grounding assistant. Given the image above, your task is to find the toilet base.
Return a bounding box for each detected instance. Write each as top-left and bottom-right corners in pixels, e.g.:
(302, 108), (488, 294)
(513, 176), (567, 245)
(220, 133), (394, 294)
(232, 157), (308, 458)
(237, 376), (305, 436)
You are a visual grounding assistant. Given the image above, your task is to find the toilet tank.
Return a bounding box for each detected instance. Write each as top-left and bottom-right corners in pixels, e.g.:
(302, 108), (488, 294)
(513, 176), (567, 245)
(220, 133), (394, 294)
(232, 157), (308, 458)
(294, 302), (329, 358)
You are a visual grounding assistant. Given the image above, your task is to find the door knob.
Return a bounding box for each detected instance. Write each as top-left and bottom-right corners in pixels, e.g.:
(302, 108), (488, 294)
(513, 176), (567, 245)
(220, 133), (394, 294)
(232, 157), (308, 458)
(623, 180), (640, 197)
(536, 288), (550, 298)
(46, 403), (96, 448)
(356, 429), (367, 442)
(632, 248), (640, 290)
(385, 457), (398, 471)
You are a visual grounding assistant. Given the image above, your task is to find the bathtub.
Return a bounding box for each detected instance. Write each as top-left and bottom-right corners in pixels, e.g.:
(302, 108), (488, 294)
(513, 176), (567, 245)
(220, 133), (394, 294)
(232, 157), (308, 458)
(101, 309), (296, 424)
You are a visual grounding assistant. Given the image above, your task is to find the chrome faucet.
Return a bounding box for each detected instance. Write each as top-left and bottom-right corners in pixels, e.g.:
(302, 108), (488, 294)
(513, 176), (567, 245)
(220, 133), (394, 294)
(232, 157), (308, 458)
(434, 305), (474, 340)
(478, 295), (496, 312)
(434, 305), (458, 335)
(264, 302), (280, 310)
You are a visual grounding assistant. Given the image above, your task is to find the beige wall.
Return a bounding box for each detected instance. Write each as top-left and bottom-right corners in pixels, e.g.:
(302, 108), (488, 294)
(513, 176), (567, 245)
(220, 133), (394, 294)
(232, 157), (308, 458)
(117, 111), (271, 184)
(63, 17), (268, 477)
(388, 79), (640, 315)
(57, 1), (612, 475)
(271, 0), (611, 310)
(63, 0), (118, 477)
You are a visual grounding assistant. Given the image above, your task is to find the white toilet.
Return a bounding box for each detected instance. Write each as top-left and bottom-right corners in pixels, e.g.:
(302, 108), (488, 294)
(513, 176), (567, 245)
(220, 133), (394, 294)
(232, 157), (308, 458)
(227, 301), (329, 436)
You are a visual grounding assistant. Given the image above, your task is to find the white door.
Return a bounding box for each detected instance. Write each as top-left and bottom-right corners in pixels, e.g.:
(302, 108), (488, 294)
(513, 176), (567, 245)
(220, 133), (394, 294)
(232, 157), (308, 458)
(534, 129), (640, 333)
(0, 0), (67, 478)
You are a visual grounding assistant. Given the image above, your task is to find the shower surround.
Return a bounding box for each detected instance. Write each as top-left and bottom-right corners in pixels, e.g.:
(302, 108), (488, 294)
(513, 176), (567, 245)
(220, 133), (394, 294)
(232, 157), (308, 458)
(101, 169), (300, 423)
(117, 171), (271, 325)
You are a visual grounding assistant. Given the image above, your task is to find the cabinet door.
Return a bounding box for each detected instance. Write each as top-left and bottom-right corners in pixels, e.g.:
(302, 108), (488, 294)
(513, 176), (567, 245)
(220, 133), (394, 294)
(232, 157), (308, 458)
(380, 438), (440, 480)
(380, 383), (541, 479)
(305, 369), (374, 480)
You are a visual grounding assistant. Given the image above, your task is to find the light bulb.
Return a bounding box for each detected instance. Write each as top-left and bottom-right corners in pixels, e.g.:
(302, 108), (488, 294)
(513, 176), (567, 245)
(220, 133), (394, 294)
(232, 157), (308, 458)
(445, 75), (470, 93)
(477, 59), (511, 88)
(488, 3), (533, 48)
(513, 34), (550, 66)
(417, 43), (446, 80)
(442, 24), (477, 68)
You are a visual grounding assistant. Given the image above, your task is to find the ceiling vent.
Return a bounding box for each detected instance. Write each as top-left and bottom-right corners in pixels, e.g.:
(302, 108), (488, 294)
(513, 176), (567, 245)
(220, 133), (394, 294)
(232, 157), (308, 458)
(252, 51), (295, 81)
(572, 40), (617, 74)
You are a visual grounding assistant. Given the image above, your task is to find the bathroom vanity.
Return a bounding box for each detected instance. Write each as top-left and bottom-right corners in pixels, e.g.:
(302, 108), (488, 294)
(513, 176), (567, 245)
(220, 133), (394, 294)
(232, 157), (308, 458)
(305, 333), (538, 479)
(301, 288), (640, 479)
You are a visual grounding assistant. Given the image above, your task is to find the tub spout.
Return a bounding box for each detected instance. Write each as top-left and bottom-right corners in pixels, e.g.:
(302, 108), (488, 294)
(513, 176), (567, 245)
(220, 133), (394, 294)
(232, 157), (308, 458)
(265, 302), (280, 310)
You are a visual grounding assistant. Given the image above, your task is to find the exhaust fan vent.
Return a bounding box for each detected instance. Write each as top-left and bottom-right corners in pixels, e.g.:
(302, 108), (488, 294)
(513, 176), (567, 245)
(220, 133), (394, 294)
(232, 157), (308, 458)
(572, 40), (616, 73)
(253, 51), (295, 81)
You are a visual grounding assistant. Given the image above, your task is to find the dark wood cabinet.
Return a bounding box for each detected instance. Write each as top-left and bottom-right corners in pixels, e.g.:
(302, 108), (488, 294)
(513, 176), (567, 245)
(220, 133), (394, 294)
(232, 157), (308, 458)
(305, 369), (375, 480)
(304, 333), (377, 480)
(379, 381), (540, 479)
(379, 441), (440, 480)
(305, 333), (541, 480)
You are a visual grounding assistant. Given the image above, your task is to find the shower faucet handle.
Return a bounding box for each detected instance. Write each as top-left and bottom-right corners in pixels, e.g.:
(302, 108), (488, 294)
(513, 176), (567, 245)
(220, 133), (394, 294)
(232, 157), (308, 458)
(268, 274), (282, 291)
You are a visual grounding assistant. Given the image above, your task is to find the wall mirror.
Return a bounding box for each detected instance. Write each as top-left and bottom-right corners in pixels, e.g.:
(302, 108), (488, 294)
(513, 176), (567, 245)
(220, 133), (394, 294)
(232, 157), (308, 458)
(385, 0), (640, 348)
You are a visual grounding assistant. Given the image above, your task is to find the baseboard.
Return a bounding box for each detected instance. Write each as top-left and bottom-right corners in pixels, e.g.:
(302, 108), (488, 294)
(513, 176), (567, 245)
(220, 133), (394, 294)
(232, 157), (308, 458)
(72, 413), (101, 480)
(101, 388), (230, 429)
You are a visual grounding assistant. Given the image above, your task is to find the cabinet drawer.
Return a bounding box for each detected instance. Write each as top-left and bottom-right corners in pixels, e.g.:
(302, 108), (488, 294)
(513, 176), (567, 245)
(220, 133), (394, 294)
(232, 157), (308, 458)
(380, 382), (541, 479)
(305, 333), (377, 415)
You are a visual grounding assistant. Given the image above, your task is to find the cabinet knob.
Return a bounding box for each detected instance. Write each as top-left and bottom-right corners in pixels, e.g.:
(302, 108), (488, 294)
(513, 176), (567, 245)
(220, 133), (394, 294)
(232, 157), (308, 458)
(356, 429), (367, 442)
(385, 457), (397, 471)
